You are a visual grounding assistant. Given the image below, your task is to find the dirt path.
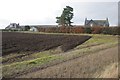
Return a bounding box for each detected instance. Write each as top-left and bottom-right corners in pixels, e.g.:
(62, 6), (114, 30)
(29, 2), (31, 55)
(18, 46), (118, 78)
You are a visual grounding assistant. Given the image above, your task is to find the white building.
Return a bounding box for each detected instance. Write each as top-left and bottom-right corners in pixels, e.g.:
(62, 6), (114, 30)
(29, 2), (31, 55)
(5, 23), (21, 30)
(29, 27), (38, 32)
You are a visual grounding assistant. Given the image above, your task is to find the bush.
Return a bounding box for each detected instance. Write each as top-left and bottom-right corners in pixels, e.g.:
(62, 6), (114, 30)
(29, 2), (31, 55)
(45, 27), (57, 33)
(102, 27), (112, 34)
(110, 27), (120, 35)
(2, 29), (9, 31)
(24, 25), (30, 31)
(73, 27), (84, 33)
(59, 27), (70, 33)
(91, 27), (102, 34)
(84, 27), (92, 34)
(37, 26), (120, 35)
(38, 28), (45, 32)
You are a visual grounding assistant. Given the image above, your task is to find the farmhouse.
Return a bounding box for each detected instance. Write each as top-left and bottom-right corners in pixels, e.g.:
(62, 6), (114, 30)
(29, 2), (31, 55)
(6, 23), (20, 30)
(84, 18), (109, 27)
(5, 23), (27, 31)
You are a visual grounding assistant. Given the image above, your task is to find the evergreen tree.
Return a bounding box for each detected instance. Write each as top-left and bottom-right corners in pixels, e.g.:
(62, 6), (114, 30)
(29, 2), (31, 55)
(56, 6), (73, 27)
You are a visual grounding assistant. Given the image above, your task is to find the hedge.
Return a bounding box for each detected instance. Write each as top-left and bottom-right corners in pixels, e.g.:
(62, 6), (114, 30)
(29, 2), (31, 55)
(37, 26), (120, 35)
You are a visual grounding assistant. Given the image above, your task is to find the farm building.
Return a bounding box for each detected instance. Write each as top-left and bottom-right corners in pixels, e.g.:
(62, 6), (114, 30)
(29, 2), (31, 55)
(84, 18), (109, 27)
(29, 27), (38, 32)
(5, 23), (26, 31)
(5, 23), (21, 30)
(5, 23), (58, 31)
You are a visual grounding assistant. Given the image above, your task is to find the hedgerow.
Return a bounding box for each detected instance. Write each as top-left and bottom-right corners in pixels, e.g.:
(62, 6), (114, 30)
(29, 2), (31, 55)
(37, 26), (120, 35)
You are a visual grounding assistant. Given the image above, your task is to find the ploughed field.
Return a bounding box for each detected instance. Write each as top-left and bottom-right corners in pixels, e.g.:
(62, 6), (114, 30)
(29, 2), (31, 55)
(2, 32), (118, 78)
(2, 32), (91, 56)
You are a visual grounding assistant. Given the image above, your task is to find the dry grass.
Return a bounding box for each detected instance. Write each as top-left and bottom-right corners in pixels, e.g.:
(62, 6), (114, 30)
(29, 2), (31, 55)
(97, 63), (118, 78)
(19, 46), (118, 78)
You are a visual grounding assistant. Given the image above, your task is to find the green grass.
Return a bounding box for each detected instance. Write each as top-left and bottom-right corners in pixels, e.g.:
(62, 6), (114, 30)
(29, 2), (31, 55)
(2, 47), (62, 65)
(76, 34), (118, 49)
(3, 55), (62, 77)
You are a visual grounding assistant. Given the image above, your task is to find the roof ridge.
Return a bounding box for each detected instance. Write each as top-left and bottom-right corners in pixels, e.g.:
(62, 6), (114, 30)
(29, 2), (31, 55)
(87, 19), (106, 21)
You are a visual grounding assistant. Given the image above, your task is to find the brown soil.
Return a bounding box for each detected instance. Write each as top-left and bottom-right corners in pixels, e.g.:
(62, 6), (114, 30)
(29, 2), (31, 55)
(2, 32), (91, 56)
(18, 46), (118, 78)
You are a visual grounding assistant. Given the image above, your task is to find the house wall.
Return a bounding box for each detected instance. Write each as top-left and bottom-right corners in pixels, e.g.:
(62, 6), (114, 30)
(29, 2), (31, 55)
(87, 22), (98, 27)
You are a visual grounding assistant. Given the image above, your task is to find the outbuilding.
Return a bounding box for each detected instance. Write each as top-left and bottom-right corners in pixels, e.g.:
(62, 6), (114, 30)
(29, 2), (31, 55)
(29, 27), (38, 32)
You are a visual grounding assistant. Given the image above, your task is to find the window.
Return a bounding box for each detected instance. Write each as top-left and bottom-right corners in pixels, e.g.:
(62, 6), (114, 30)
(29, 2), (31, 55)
(12, 24), (15, 27)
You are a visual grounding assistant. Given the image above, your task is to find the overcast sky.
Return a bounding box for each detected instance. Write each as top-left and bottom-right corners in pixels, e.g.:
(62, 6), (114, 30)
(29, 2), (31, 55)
(0, 0), (119, 29)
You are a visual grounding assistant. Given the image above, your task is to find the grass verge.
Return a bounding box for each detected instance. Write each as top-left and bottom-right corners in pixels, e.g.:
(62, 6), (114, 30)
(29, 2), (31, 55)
(3, 54), (62, 77)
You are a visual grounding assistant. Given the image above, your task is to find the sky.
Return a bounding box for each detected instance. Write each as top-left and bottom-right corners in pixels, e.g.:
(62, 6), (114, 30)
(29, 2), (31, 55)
(0, 0), (119, 29)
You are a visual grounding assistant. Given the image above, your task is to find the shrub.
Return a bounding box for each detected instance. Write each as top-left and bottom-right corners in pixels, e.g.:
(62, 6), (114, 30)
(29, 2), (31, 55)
(45, 27), (58, 33)
(37, 26), (120, 35)
(102, 27), (112, 34)
(84, 27), (92, 34)
(73, 27), (84, 33)
(91, 26), (102, 34)
(110, 27), (120, 35)
(38, 28), (45, 32)
(24, 25), (30, 31)
(59, 26), (70, 33)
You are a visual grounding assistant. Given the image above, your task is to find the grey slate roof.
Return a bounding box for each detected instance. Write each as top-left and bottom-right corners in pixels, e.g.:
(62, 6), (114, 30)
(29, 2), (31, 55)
(85, 18), (109, 27)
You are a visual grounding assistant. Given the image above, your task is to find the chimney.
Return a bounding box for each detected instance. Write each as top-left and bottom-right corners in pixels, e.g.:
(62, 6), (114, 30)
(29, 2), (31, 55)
(106, 18), (108, 21)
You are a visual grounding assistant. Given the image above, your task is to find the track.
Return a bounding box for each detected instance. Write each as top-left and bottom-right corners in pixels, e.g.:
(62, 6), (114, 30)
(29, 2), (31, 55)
(18, 46), (118, 78)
